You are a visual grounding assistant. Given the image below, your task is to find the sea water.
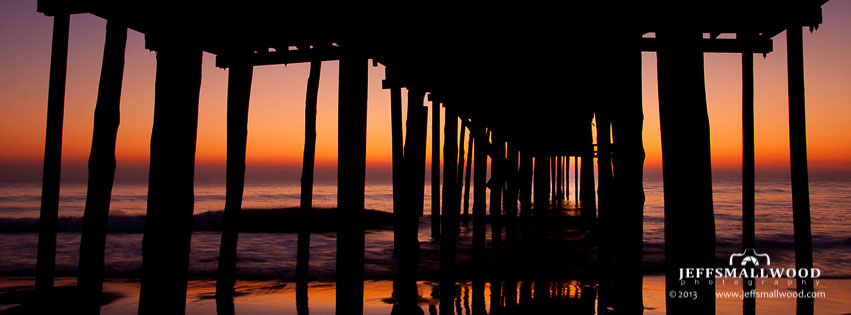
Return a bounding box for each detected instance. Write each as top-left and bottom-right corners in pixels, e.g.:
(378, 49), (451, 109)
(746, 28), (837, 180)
(0, 178), (849, 279)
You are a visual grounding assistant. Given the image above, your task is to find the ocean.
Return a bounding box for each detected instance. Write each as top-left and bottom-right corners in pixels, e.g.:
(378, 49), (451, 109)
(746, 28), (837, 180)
(0, 177), (849, 280)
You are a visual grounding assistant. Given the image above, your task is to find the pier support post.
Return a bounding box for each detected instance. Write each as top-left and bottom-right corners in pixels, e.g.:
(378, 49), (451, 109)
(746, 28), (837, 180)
(519, 150), (533, 216)
(472, 123), (488, 268)
(739, 31), (757, 315)
(463, 127), (474, 220)
(596, 108), (615, 310)
(78, 21), (126, 312)
(579, 123), (596, 218)
(296, 56), (322, 281)
(335, 48), (368, 315)
(387, 74), (404, 252)
(215, 57), (253, 313)
(504, 142), (519, 217)
(489, 131), (504, 217)
(786, 25), (814, 314)
(405, 88), (428, 218)
(456, 120), (467, 214)
(36, 12), (69, 294)
(534, 153), (550, 216)
(431, 97), (441, 240)
(611, 34), (646, 313)
(656, 31), (715, 313)
(574, 156), (579, 204)
(440, 102), (459, 281)
(138, 41), (203, 315)
(402, 88), (426, 250)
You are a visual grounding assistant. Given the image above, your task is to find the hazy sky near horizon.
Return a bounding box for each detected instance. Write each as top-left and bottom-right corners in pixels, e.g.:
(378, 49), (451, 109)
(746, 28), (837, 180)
(1, 0), (850, 181)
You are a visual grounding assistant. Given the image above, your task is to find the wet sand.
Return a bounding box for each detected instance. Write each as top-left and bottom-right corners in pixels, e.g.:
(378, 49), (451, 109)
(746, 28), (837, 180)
(1, 276), (850, 314)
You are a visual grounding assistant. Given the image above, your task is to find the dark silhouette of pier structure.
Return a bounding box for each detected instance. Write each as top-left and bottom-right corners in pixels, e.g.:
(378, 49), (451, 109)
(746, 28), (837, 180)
(30, 1), (827, 314)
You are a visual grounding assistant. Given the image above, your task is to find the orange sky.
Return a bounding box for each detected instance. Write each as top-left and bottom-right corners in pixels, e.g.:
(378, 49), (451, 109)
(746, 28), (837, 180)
(1, 0), (850, 181)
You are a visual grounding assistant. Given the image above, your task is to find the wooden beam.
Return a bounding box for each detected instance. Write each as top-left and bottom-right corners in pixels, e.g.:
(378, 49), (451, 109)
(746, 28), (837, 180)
(640, 37), (773, 54)
(216, 46), (342, 68)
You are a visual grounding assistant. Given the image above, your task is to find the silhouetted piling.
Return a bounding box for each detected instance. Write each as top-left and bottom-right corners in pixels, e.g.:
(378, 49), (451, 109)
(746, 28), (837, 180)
(439, 102), (458, 308)
(296, 281), (309, 315)
(456, 122), (466, 188)
(519, 150), (533, 216)
(504, 279), (518, 309)
(336, 49), (368, 315)
(489, 131), (504, 216)
(611, 35), (645, 313)
(431, 97), (441, 241)
(472, 124), (488, 268)
(740, 31), (757, 315)
(387, 75), (404, 251)
(405, 88), (428, 218)
(78, 21), (126, 313)
(574, 156), (579, 204)
(472, 280), (486, 314)
(35, 12), (69, 294)
(579, 125), (596, 218)
(216, 59), (253, 305)
(463, 127), (474, 220)
(296, 56), (321, 280)
(138, 41), (203, 315)
(595, 109), (615, 310)
(456, 120), (467, 213)
(504, 142), (519, 217)
(557, 156), (564, 202)
(402, 88), (427, 249)
(534, 153), (550, 215)
(489, 131), (504, 244)
(550, 155), (558, 205)
(786, 25), (814, 314)
(656, 30), (715, 313)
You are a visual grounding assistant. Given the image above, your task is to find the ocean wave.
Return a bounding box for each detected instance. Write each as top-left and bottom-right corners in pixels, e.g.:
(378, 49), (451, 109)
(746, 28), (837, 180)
(0, 208), (395, 234)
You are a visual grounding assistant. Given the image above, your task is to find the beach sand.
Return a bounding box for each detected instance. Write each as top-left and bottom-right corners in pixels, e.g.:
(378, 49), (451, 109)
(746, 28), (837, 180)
(1, 276), (849, 314)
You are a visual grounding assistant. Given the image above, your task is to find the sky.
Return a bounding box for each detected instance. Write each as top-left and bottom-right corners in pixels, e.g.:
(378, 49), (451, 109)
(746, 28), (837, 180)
(1, 0), (850, 182)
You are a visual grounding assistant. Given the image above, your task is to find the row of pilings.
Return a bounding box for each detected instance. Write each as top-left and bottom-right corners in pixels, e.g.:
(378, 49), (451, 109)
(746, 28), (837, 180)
(30, 11), (818, 315)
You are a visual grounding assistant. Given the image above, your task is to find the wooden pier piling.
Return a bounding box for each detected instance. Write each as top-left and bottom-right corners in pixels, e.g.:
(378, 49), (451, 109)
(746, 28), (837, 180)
(77, 21), (126, 312)
(786, 25), (815, 314)
(215, 56), (253, 314)
(138, 41), (203, 315)
(335, 48), (368, 315)
(656, 30), (716, 313)
(35, 12), (70, 294)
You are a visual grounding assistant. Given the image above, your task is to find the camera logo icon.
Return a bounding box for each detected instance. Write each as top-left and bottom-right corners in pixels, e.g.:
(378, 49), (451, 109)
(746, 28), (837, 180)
(729, 248), (770, 267)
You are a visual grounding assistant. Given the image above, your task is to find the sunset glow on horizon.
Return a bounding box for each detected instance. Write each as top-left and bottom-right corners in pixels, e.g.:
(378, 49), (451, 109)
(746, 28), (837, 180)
(2, 0), (850, 181)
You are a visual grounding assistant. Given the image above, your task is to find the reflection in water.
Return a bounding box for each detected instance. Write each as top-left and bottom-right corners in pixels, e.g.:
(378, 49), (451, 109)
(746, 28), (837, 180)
(203, 280), (597, 314)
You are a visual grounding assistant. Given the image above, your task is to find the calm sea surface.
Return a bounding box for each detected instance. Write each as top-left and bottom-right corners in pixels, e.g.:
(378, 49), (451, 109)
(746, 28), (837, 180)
(0, 178), (849, 279)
